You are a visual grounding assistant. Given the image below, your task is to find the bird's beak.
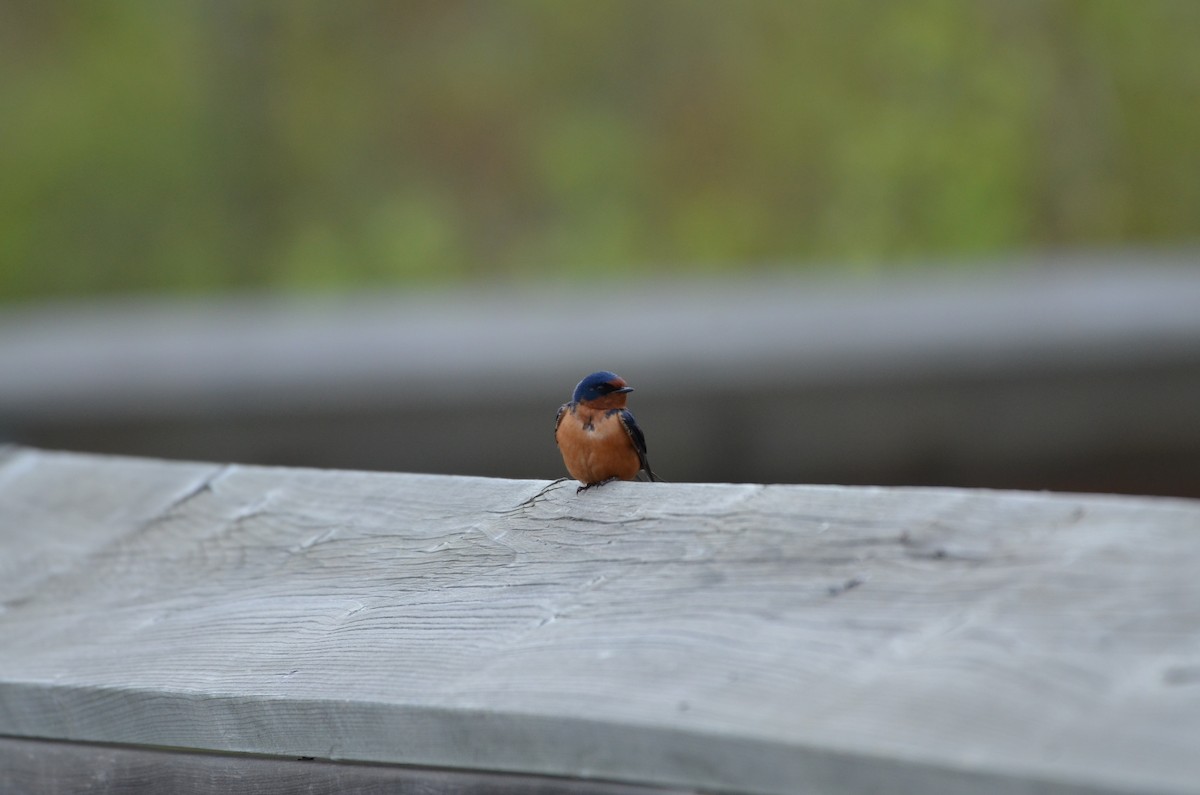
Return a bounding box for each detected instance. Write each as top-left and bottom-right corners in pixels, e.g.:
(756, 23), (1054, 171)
(615, 386), (634, 393)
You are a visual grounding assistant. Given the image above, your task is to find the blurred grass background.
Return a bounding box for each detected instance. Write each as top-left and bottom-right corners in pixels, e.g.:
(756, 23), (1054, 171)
(1, 0), (1198, 304)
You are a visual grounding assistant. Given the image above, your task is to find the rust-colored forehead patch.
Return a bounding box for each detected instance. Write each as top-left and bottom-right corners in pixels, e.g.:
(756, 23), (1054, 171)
(607, 376), (628, 389)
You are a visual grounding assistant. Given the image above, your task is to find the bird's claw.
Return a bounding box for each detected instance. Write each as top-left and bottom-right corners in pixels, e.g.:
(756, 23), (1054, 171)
(576, 476), (619, 494)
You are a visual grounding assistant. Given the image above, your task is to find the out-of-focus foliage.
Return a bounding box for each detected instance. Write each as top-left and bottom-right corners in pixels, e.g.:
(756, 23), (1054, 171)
(1, 1), (1198, 302)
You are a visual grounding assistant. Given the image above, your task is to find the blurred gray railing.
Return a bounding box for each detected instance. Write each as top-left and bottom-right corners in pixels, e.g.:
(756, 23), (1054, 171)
(1, 251), (1199, 495)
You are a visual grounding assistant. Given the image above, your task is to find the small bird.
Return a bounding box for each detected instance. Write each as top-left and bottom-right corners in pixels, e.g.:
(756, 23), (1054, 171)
(555, 371), (662, 492)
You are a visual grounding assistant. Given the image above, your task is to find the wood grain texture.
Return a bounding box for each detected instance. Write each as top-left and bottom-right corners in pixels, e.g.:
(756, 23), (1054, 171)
(1, 447), (1199, 794)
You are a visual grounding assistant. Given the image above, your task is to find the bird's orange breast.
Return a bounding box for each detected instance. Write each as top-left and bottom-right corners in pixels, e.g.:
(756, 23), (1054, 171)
(556, 405), (641, 485)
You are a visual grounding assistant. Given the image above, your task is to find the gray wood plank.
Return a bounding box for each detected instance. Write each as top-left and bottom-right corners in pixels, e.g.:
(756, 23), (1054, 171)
(0, 736), (689, 795)
(2, 447), (1200, 794)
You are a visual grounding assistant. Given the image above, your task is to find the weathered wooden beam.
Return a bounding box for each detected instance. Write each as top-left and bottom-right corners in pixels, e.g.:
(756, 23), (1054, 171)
(0, 736), (687, 795)
(2, 447), (1199, 794)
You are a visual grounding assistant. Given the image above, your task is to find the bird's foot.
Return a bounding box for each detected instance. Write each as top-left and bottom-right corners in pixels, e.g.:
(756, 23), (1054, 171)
(576, 476), (619, 494)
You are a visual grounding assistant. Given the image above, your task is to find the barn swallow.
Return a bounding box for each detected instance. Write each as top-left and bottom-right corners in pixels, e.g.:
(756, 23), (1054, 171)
(555, 371), (662, 492)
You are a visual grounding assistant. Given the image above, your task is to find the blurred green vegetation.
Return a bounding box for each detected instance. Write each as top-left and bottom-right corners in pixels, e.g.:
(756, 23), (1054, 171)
(1, 1), (1198, 303)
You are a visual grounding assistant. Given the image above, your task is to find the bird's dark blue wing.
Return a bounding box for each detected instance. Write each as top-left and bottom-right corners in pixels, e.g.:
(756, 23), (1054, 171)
(555, 403), (569, 437)
(617, 409), (661, 481)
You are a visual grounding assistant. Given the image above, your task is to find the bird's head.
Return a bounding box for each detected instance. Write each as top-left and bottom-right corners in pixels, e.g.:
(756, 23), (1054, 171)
(572, 371), (634, 407)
